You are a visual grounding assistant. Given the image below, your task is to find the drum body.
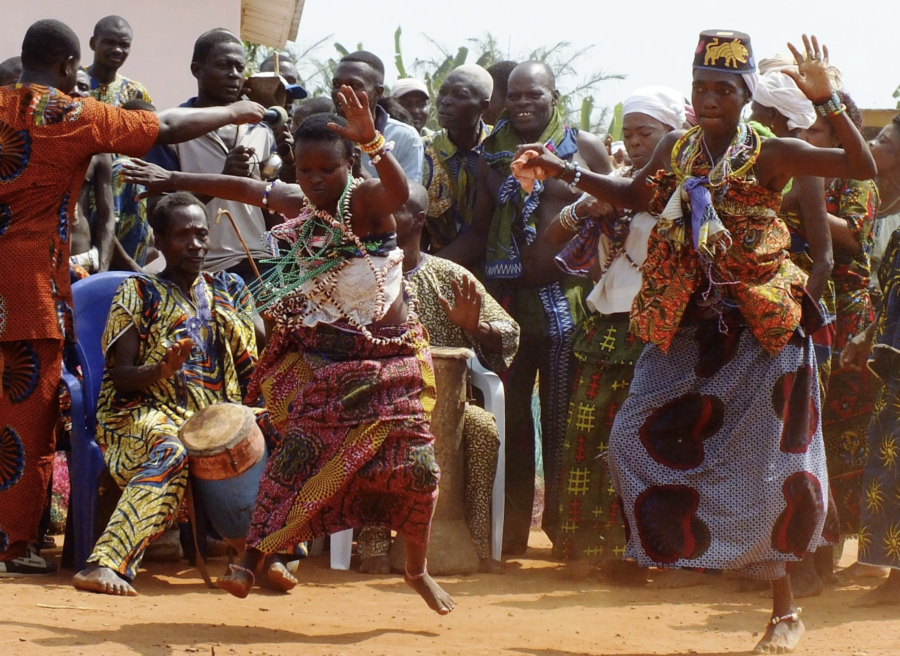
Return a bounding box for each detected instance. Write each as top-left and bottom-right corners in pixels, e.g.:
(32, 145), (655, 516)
(391, 346), (480, 575)
(179, 403), (267, 541)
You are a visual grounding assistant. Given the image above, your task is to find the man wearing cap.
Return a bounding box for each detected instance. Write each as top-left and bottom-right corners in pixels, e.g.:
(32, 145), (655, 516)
(515, 31), (876, 653)
(547, 87), (685, 583)
(84, 16), (152, 106)
(392, 77), (431, 135)
(421, 65), (494, 253)
(145, 29), (283, 285)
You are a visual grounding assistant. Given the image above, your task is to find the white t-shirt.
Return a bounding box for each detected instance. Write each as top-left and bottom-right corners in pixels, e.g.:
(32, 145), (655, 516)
(169, 122), (276, 271)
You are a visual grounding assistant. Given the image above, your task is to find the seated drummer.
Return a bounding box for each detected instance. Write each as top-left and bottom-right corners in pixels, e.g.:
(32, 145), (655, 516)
(357, 182), (520, 574)
(73, 192), (285, 596)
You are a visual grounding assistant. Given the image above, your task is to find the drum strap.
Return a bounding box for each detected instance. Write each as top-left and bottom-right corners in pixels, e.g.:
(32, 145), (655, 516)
(185, 480), (216, 590)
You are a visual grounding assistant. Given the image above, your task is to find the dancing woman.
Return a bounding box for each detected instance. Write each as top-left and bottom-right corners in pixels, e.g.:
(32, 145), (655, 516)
(513, 33), (875, 653)
(124, 86), (454, 614)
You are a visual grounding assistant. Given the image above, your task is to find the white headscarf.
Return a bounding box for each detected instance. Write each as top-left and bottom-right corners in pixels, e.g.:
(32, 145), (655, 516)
(741, 72), (759, 98)
(752, 70), (816, 130)
(622, 86), (686, 130)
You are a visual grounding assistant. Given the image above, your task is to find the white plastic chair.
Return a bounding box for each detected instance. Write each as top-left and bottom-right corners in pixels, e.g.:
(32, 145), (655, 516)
(322, 355), (506, 569)
(467, 356), (506, 563)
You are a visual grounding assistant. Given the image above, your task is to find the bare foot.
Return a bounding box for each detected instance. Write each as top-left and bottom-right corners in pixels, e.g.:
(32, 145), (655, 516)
(73, 565), (137, 596)
(837, 562), (890, 581)
(753, 617), (804, 654)
(261, 560), (297, 593)
(479, 558), (505, 574)
(217, 564), (254, 599)
(359, 555), (391, 575)
(648, 569), (707, 589)
(600, 560), (649, 587)
(405, 570), (455, 615)
(789, 557), (823, 599)
(851, 579), (900, 607)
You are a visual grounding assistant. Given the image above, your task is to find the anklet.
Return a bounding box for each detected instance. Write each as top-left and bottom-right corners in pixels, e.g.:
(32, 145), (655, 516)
(230, 564), (256, 586)
(769, 607), (801, 626)
(406, 559), (427, 581)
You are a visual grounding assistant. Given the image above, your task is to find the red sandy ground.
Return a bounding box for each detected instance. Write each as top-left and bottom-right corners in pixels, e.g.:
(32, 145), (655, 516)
(1, 534), (897, 656)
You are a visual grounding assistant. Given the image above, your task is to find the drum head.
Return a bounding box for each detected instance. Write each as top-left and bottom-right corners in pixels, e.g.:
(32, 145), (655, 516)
(430, 346), (474, 361)
(179, 403), (251, 456)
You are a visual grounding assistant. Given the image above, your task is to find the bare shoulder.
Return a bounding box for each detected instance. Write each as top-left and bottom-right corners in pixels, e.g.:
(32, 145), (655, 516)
(574, 130), (611, 173)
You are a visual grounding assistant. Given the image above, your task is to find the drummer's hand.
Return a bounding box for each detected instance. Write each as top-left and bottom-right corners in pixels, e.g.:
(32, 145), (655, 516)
(159, 338), (193, 378)
(439, 276), (482, 335)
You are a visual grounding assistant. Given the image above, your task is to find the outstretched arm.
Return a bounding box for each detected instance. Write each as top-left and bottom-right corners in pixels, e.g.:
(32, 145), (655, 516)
(121, 159), (307, 217)
(154, 100), (266, 145)
(513, 130), (680, 212)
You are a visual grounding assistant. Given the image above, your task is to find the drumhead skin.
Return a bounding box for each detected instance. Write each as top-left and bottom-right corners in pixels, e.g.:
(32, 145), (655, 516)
(429, 346), (475, 360)
(179, 403), (252, 455)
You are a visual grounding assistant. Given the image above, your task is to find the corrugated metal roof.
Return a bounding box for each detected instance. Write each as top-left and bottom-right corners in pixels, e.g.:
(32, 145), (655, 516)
(240, 0), (305, 48)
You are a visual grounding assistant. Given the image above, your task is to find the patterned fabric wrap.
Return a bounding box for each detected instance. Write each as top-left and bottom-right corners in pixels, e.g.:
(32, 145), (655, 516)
(244, 321), (440, 553)
(0, 84), (159, 346)
(822, 177), (879, 534)
(97, 272), (261, 430)
(858, 227), (900, 569)
(421, 122), (491, 252)
(553, 312), (644, 563)
(91, 272), (270, 577)
(0, 339), (63, 560)
(609, 307), (830, 579)
(635, 125), (808, 356)
(482, 109), (578, 279)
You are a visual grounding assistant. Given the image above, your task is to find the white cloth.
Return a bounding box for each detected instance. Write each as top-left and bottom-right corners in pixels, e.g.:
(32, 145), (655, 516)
(297, 248), (404, 328)
(752, 71), (816, 130)
(585, 168), (658, 315)
(622, 86), (686, 130)
(742, 72), (759, 98)
(169, 122), (276, 270)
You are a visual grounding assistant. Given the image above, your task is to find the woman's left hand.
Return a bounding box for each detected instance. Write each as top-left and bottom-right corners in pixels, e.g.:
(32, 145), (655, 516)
(328, 85), (377, 144)
(784, 34), (834, 104)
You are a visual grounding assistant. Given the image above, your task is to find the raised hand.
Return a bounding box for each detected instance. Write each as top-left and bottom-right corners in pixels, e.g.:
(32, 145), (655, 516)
(512, 143), (567, 179)
(784, 35), (834, 104)
(229, 100), (267, 125)
(439, 276), (482, 335)
(120, 159), (173, 197)
(159, 338), (193, 378)
(328, 85), (377, 144)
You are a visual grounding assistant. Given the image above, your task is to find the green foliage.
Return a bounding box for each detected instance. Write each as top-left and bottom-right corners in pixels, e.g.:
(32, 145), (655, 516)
(242, 29), (625, 133)
(607, 103), (624, 142)
(894, 83), (900, 110)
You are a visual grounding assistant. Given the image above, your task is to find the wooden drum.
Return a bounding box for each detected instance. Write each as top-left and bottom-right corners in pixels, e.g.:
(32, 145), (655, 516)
(391, 346), (480, 575)
(179, 403), (268, 545)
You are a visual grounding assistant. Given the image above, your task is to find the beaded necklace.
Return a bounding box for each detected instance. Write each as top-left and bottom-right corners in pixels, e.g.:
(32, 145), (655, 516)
(252, 176), (418, 346)
(671, 123), (761, 188)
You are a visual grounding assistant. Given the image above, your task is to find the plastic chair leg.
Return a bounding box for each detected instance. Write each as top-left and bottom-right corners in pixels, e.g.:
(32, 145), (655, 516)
(468, 358), (506, 562)
(330, 529), (353, 570)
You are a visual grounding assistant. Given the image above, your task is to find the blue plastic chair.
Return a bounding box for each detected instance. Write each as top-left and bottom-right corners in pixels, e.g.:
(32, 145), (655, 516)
(61, 271), (132, 570)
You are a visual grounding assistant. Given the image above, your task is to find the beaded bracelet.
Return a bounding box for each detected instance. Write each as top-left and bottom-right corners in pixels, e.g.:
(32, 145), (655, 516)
(262, 179), (281, 207)
(370, 141), (396, 165)
(769, 607), (801, 626)
(360, 131), (386, 155)
(814, 92), (844, 117)
(568, 162), (582, 188)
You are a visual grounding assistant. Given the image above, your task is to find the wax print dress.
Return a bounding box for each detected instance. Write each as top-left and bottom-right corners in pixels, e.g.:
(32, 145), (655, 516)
(608, 124), (831, 580)
(822, 178), (879, 534)
(858, 228), (900, 570)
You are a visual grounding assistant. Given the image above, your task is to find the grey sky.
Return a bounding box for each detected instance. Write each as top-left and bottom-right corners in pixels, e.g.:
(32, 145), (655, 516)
(297, 0), (897, 111)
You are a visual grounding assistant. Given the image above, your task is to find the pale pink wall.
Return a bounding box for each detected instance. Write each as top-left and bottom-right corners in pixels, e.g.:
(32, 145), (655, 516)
(0, 0), (242, 109)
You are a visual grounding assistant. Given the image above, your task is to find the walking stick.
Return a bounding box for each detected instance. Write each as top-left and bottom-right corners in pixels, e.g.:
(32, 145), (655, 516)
(214, 208), (263, 284)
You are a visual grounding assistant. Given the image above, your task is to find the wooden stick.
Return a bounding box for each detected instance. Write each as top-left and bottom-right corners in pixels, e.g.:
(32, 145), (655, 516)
(214, 208), (262, 283)
(274, 52), (280, 78)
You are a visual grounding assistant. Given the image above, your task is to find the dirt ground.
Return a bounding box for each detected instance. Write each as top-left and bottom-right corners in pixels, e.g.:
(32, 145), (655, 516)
(1, 534), (897, 656)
